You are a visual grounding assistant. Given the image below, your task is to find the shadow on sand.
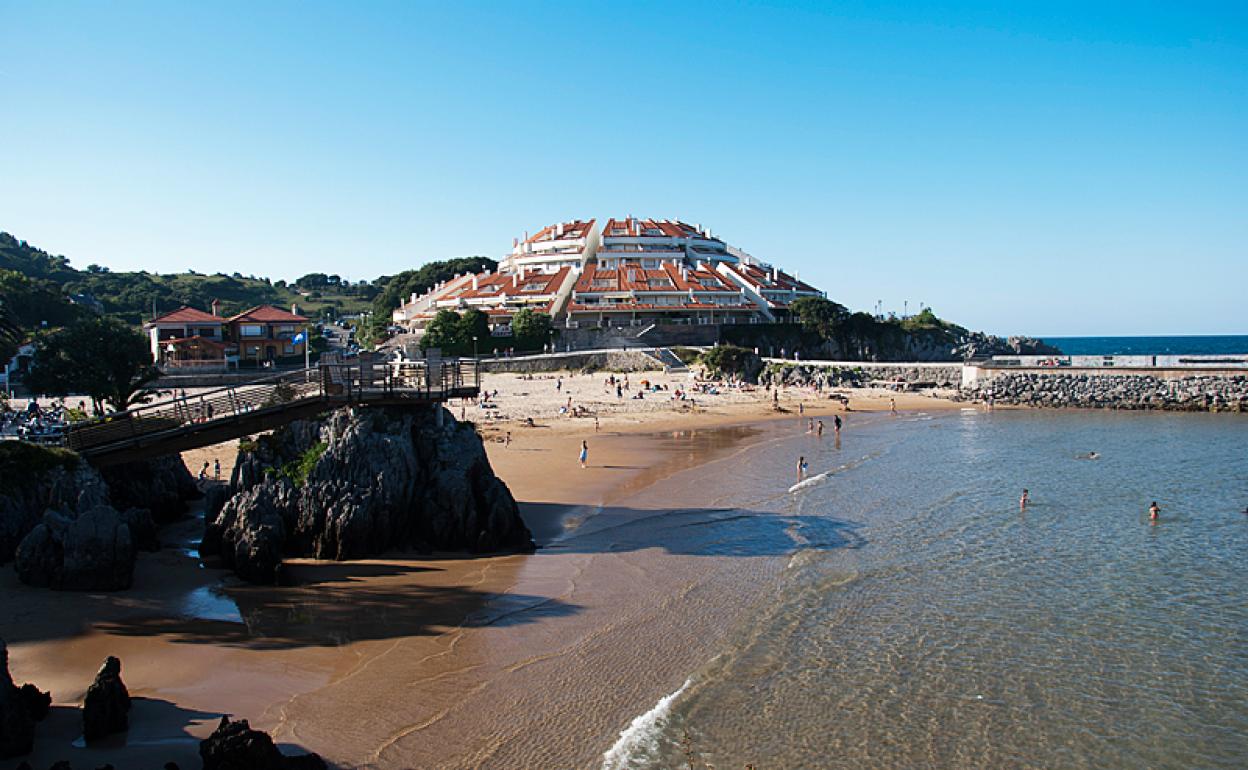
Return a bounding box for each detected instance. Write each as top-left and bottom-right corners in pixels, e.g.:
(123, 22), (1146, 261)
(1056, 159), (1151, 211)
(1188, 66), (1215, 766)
(93, 559), (583, 651)
(17, 697), (335, 769)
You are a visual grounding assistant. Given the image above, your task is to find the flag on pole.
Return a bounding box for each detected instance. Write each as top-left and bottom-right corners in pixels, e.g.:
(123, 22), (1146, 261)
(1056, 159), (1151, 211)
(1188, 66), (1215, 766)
(292, 331), (307, 344)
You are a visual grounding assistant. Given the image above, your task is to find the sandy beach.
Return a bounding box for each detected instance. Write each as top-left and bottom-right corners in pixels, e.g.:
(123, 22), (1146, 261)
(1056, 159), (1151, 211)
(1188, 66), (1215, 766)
(1, 370), (965, 769)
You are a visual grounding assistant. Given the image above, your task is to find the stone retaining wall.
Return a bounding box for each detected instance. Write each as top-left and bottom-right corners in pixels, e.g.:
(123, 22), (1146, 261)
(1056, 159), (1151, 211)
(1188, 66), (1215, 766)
(761, 362), (963, 389)
(479, 350), (665, 374)
(959, 372), (1248, 412)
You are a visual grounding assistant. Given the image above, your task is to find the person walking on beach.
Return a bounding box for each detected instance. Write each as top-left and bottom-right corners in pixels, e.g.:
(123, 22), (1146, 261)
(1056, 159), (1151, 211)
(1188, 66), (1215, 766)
(1149, 501), (1161, 521)
(1020, 489), (1029, 510)
(890, 398), (897, 415)
(198, 462), (210, 481)
(505, 431), (512, 449)
(796, 456), (808, 482)
(579, 440), (588, 469)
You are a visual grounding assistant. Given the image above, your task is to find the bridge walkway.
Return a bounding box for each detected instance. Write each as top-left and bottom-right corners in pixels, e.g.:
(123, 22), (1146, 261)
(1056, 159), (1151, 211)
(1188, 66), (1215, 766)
(66, 360), (479, 466)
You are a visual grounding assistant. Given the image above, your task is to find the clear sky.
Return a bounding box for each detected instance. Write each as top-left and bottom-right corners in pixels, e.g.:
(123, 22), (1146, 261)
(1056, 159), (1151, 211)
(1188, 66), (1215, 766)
(1, 1), (1245, 335)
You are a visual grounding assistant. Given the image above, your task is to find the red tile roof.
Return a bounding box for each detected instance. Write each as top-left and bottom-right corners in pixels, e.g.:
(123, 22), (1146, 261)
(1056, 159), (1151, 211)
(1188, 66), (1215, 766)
(600, 218), (709, 240)
(443, 267), (572, 302)
(228, 305), (309, 323)
(573, 263), (739, 294)
(734, 263), (820, 294)
(147, 306), (221, 325)
(524, 219), (595, 244)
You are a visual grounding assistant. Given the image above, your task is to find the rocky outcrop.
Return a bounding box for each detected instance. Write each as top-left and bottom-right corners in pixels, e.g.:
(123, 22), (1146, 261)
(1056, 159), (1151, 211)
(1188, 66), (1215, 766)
(15, 506), (139, 591)
(952, 333), (1061, 360)
(82, 656), (130, 742)
(100, 456), (200, 524)
(203, 405), (532, 584)
(199, 716), (326, 770)
(0, 445), (107, 565)
(960, 373), (1248, 412)
(1, 639), (51, 760)
(1, 445), (197, 568)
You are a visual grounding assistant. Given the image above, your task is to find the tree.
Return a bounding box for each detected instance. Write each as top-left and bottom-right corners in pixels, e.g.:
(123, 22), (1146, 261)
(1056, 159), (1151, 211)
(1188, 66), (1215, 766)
(0, 298), (22, 363)
(366, 257), (497, 342)
(26, 316), (160, 414)
(510, 308), (552, 350)
(790, 296), (850, 341)
(420, 308), (491, 356)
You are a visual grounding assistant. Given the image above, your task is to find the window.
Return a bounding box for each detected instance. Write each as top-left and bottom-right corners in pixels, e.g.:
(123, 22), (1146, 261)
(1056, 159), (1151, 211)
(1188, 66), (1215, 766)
(240, 324), (264, 337)
(647, 278), (674, 289)
(522, 283), (547, 292)
(591, 279), (614, 289)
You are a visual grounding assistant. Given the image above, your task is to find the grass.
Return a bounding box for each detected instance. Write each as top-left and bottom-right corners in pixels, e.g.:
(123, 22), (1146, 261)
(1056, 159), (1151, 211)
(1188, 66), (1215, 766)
(0, 442), (80, 492)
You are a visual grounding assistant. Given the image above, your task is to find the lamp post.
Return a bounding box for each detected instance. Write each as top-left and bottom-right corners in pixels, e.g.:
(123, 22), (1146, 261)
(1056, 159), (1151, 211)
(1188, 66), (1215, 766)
(472, 335), (479, 360)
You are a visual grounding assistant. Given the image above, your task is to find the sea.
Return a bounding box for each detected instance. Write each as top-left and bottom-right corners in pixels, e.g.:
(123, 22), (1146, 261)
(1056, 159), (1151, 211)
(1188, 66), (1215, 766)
(1041, 335), (1248, 357)
(599, 409), (1248, 769)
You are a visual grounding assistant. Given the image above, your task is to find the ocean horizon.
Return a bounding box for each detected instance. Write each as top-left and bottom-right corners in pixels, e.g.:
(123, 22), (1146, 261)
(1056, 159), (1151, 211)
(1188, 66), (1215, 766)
(1039, 334), (1248, 357)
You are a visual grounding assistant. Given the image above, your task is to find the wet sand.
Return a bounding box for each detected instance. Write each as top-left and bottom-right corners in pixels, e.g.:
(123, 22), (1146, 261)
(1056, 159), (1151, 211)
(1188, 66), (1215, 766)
(1, 380), (963, 769)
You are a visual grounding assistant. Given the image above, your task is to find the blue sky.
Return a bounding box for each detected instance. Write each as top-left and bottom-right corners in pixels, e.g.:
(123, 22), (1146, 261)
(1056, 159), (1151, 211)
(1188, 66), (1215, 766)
(1, 1), (1244, 335)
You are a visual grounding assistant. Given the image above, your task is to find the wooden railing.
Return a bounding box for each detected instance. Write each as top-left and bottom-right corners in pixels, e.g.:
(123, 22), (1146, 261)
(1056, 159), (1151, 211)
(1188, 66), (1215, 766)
(65, 359), (480, 455)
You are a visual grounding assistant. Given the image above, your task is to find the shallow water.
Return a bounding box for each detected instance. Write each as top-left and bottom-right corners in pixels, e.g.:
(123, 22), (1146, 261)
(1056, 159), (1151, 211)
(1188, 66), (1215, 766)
(605, 409), (1248, 769)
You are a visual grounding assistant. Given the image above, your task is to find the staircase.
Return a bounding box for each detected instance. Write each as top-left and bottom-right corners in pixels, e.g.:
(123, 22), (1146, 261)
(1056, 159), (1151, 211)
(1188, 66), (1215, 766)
(654, 347), (690, 374)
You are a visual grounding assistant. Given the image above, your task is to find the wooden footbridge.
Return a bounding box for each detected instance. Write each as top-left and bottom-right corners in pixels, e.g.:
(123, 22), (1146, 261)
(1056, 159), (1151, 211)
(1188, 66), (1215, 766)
(66, 359), (480, 466)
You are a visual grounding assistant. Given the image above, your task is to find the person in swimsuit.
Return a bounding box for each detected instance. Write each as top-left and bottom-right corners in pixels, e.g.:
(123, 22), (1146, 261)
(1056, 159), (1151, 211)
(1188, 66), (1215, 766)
(816, 420), (824, 437)
(1020, 489), (1029, 510)
(1149, 501), (1160, 521)
(797, 456), (808, 482)
(579, 440), (588, 469)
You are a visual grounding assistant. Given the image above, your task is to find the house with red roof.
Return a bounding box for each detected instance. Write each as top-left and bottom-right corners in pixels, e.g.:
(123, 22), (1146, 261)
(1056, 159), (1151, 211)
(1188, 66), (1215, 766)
(144, 302), (231, 369)
(226, 304), (309, 364)
(718, 260), (825, 321)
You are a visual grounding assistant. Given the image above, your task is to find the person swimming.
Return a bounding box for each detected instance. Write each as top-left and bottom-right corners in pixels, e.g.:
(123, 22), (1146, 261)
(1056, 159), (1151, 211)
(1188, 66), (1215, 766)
(1020, 489), (1029, 510)
(1149, 501), (1160, 520)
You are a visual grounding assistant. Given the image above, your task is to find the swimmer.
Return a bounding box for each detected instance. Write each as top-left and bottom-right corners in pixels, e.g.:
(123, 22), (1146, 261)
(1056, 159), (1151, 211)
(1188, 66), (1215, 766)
(816, 420), (824, 437)
(797, 455), (808, 482)
(1020, 489), (1029, 510)
(807, 418), (815, 433)
(1149, 501), (1160, 521)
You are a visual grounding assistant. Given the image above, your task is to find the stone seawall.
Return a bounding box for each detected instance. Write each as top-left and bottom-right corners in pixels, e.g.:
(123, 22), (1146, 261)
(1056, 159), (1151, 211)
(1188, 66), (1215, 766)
(960, 372), (1248, 412)
(761, 362), (963, 389)
(479, 350), (665, 374)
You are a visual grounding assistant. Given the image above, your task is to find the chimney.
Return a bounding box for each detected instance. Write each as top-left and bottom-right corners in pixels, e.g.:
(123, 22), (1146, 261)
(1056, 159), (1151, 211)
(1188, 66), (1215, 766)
(556, 222), (564, 238)
(771, 266), (779, 282)
(471, 274), (479, 290)
(210, 298), (220, 316)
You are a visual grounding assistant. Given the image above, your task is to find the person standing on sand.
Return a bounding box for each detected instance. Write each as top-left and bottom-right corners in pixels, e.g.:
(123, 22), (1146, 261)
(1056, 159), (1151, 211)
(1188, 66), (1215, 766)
(1149, 501), (1161, 521)
(579, 440), (588, 469)
(890, 398), (896, 415)
(505, 432), (512, 448)
(214, 458), (221, 480)
(1020, 489), (1029, 510)
(199, 462), (209, 481)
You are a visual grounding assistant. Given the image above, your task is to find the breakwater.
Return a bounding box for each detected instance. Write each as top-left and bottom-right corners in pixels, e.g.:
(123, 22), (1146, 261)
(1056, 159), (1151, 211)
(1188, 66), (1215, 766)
(959, 372), (1248, 412)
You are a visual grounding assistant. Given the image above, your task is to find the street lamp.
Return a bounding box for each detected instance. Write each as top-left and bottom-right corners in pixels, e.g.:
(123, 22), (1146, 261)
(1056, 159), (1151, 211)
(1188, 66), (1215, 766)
(472, 335), (478, 360)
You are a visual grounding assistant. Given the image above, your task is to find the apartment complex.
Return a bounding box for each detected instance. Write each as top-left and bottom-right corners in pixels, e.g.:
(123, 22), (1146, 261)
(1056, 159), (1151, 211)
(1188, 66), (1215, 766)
(392, 217), (823, 336)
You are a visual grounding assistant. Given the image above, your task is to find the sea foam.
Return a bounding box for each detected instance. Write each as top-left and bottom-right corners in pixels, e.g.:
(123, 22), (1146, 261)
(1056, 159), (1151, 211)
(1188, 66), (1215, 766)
(601, 678), (692, 769)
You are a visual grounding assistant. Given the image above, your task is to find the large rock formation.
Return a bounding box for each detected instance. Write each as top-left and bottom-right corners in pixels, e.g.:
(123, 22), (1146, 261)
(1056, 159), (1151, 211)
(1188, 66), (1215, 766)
(15, 506), (140, 591)
(203, 405), (532, 584)
(0, 444), (107, 565)
(199, 716), (326, 770)
(1, 639), (51, 760)
(1, 445), (196, 568)
(82, 656), (130, 742)
(100, 456), (200, 524)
